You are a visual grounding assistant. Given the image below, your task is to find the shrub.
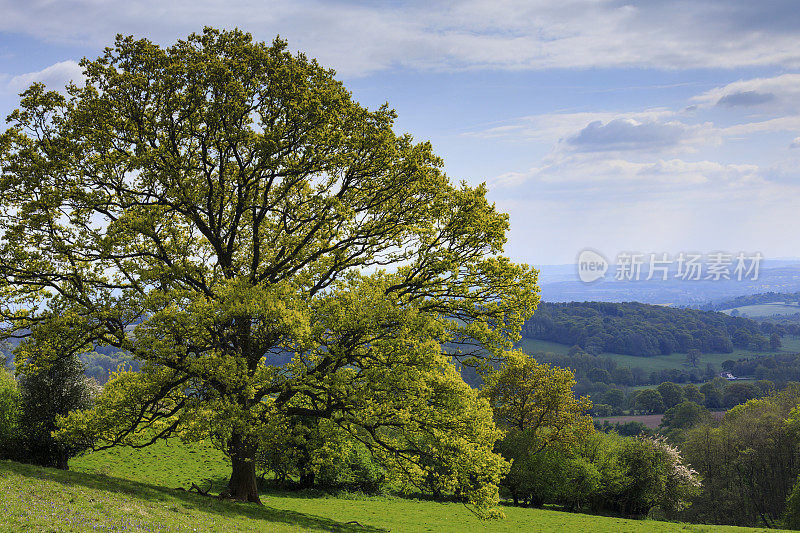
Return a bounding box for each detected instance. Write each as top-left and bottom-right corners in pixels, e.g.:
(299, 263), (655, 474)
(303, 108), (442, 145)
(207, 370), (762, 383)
(0, 366), (18, 457)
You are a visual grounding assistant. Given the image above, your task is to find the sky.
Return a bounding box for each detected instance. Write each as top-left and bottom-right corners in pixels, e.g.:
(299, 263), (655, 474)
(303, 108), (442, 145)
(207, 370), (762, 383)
(1, 0), (799, 268)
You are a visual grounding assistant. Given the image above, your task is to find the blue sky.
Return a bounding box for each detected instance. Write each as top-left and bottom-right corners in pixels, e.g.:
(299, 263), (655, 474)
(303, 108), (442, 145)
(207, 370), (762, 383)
(1, 0), (799, 267)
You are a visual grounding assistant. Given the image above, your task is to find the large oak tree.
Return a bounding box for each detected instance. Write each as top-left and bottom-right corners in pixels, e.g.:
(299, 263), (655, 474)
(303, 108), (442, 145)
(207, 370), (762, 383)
(0, 29), (538, 508)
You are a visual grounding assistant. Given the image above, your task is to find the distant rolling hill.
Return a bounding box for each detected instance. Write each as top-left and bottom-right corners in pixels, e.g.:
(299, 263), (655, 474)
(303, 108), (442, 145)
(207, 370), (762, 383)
(535, 260), (800, 306)
(522, 301), (784, 357)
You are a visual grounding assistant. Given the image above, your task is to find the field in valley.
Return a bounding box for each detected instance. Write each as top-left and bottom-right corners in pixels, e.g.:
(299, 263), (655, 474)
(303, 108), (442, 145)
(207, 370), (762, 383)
(722, 302), (800, 318)
(517, 336), (800, 374)
(595, 411), (726, 429)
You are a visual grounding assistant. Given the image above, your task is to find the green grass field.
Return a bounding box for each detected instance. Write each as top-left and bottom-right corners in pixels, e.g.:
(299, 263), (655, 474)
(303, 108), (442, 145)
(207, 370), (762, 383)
(518, 336), (800, 374)
(722, 302), (800, 318)
(0, 457), (789, 533)
(70, 439), (231, 492)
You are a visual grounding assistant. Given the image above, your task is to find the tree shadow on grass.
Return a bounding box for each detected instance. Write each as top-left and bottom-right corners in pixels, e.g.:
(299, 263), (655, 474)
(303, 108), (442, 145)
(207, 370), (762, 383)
(1, 460), (388, 533)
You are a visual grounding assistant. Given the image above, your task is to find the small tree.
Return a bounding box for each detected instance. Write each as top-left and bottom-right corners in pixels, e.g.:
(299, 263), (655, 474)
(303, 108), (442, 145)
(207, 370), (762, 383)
(657, 382), (685, 410)
(770, 333), (782, 351)
(602, 388), (626, 413)
(683, 384), (705, 405)
(0, 366), (18, 457)
(623, 436), (700, 519)
(685, 349), (701, 368)
(16, 347), (95, 469)
(634, 389), (664, 414)
(482, 353), (592, 506)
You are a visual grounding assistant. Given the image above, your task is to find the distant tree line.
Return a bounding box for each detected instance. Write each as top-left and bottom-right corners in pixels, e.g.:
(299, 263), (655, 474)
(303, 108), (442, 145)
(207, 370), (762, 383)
(720, 353), (800, 383)
(589, 377), (778, 417)
(531, 349), (715, 389)
(523, 302), (786, 356)
(675, 385), (800, 528)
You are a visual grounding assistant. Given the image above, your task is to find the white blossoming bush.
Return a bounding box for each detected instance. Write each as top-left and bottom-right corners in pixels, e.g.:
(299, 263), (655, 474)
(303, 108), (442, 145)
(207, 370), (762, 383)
(646, 435), (702, 517)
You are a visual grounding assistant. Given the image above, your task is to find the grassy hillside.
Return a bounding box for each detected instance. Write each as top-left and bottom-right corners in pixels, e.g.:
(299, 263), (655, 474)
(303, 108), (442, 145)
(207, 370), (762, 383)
(0, 458), (789, 533)
(524, 301), (773, 357)
(70, 439), (230, 492)
(722, 302), (800, 317)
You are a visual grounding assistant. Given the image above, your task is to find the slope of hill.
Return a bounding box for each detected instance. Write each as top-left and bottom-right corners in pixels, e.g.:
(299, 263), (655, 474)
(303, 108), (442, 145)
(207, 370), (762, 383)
(523, 301), (780, 357)
(0, 457), (788, 533)
(704, 292), (800, 312)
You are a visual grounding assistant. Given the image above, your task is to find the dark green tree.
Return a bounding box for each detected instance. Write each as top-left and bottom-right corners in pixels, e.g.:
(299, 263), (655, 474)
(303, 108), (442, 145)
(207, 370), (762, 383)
(0, 366), (18, 457)
(16, 352), (95, 469)
(634, 389), (664, 414)
(685, 349), (701, 368)
(683, 384), (705, 405)
(657, 382), (685, 410)
(602, 388), (626, 412)
(770, 333), (782, 350)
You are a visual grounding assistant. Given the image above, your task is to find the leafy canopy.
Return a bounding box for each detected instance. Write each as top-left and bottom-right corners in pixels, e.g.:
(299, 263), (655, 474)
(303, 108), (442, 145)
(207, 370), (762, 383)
(0, 28), (538, 509)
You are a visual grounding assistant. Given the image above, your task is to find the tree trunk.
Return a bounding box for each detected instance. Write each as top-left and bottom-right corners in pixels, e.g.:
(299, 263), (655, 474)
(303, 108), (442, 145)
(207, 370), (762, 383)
(225, 433), (262, 504)
(56, 450), (69, 470)
(299, 471), (316, 488)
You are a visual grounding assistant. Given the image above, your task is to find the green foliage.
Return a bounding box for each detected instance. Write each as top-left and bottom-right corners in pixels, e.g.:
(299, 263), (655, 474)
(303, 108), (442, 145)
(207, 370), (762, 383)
(699, 382), (723, 408)
(483, 353), (593, 508)
(254, 415), (383, 493)
(595, 420), (653, 437)
(656, 382), (685, 409)
(0, 366), (18, 455)
(0, 27), (538, 509)
(634, 389), (664, 414)
(723, 354), (800, 385)
(494, 430), (700, 518)
(617, 436), (700, 519)
(722, 382), (759, 408)
(316, 441), (383, 494)
(683, 384), (705, 405)
(784, 474), (800, 530)
(524, 302), (771, 357)
(482, 352), (592, 435)
(79, 350), (137, 384)
(14, 349), (96, 469)
(602, 388), (626, 412)
(681, 385), (800, 527)
(660, 402), (708, 431)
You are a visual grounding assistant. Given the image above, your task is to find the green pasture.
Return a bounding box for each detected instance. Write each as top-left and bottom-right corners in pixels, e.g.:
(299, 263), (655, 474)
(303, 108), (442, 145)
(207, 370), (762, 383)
(0, 458), (788, 533)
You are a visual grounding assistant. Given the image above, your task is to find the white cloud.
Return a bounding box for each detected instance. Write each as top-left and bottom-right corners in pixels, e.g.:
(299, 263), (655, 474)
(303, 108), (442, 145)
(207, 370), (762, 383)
(466, 110), (717, 155)
(464, 109), (676, 142)
(490, 153), (797, 264)
(467, 74), (800, 156)
(565, 118), (692, 153)
(716, 91), (776, 107)
(692, 74), (800, 111)
(490, 154), (761, 190)
(3, 1), (800, 76)
(6, 60), (83, 94)
(721, 116), (800, 137)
